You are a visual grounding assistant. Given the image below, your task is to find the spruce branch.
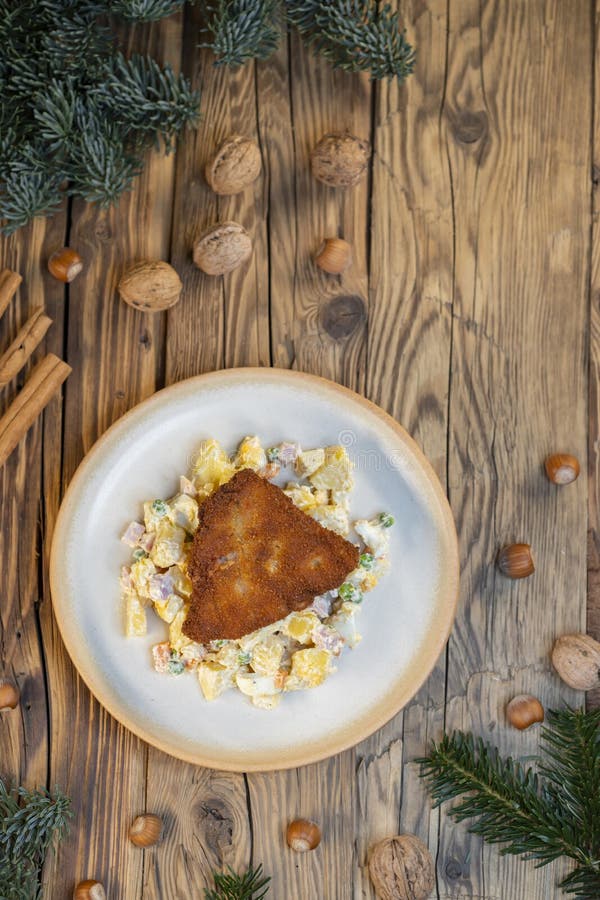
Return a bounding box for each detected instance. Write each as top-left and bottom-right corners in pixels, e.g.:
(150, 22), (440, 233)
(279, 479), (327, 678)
(110, 0), (186, 19)
(418, 709), (600, 899)
(202, 0), (281, 67)
(0, 0), (200, 233)
(204, 864), (271, 900)
(0, 778), (72, 900)
(286, 0), (415, 81)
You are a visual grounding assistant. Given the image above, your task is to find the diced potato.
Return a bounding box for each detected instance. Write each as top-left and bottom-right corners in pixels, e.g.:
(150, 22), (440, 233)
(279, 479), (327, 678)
(180, 642), (205, 666)
(192, 439), (236, 486)
(309, 504), (350, 535)
(125, 592), (147, 637)
(215, 641), (243, 670)
(234, 435), (267, 472)
(235, 672), (282, 697)
(168, 493), (199, 533)
(330, 489), (351, 510)
(251, 635), (285, 675)
(153, 594), (184, 624)
(284, 483), (327, 511)
(169, 565), (192, 598)
(169, 606), (191, 652)
(283, 611), (321, 644)
(309, 445), (353, 492)
(288, 648), (332, 688)
(130, 557), (157, 600)
(295, 447), (325, 478)
(237, 622), (280, 653)
(197, 661), (232, 701)
(354, 517), (390, 558)
(150, 520), (186, 567)
(143, 499), (169, 533)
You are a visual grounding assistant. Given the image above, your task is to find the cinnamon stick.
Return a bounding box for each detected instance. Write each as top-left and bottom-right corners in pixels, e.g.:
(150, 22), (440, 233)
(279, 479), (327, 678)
(0, 309), (52, 388)
(0, 354), (71, 469)
(0, 269), (23, 321)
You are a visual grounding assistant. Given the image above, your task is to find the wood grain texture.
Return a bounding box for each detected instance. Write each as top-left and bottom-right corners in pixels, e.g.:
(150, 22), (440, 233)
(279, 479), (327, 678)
(356, 1), (454, 896)
(0, 2), (595, 898)
(588, 0), (600, 712)
(0, 213), (66, 794)
(248, 33), (373, 900)
(440, 1), (591, 897)
(38, 16), (182, 899)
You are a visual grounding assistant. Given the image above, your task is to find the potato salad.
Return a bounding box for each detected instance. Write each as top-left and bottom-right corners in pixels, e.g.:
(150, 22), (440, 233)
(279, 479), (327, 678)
(120, 436), (393, 709)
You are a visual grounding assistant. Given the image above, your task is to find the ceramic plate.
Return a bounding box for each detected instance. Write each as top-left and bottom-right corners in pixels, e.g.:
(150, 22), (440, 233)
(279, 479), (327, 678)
(50, 368), (459, 771)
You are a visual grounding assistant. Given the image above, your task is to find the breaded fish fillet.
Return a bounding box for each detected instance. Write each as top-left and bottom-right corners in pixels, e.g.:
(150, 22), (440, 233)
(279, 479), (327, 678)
(183, 468), (359, 644)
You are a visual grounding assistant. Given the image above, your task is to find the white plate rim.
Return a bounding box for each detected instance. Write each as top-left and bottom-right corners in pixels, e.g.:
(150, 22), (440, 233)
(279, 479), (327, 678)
(50, 367), (459, 771)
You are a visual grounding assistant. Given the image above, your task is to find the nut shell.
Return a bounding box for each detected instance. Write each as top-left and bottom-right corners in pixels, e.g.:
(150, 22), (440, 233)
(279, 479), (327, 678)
(544, 453), (580, 485)
(369, 834), (435, 900)
(506, 694), (545, 730)
(497, 543), (535, 579)
(129, 813), (163, 847)
(118, 261), (182, 312)
(315, 238), (353, 275)
(311, 133), (371, 188)
(286, 818), (321, 852)
(0, 681), (19, 710)
(193, 222), (253, 276)
(205, 135), (262, 195)
(48, 247), (83, 283)
(73, 880), (106, 900)
(552, 633), (600, 691)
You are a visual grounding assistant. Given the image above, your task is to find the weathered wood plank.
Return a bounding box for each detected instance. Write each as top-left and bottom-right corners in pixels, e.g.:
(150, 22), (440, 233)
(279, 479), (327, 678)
(588, 0), (600, 712)
(248, 32), (372, 900)
(40, 17), (181, 898)
(0, 211), (67, 791)
(143, 5), (270, 894)
(440, 1), (591, 897)
(356, 0), (453, 895)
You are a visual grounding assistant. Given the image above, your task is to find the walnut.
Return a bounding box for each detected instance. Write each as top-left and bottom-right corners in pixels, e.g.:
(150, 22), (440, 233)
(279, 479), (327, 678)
(552, 633), (600, 691)
(311, 132), (371, 188)
(193, 222), (253, 276)
(118, 260), (182, 312)
(205, 135), (262, 195)
(368, 835), (435, 900)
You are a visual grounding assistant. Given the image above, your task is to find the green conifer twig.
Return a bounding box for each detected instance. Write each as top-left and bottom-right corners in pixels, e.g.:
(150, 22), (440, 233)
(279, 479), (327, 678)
(0, 779), (72, 900)
(418, 708), (600, 899)
(204, 863), (271, 900)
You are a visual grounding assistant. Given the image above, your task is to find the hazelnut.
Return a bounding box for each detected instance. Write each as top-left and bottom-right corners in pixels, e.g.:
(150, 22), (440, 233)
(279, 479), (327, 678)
(73, 881), (106, 900)
(552, 633), (600, 691)
(315, 238), (353, 275)
(310, 133), (371, 188)
(48, 248), (83, 283)
(129, 813), (163, 847)
(506, 694), (545, 730)
(193, 222), (252, 276)
(497, 543), (535, 579)
(0, 681), (19, 710)
(286, 818), (321, 852)
(369, 834), (435, 900)
(118, 261), (182, 312)
(205, 135), (262, 195)
(544, 453), (580, 485)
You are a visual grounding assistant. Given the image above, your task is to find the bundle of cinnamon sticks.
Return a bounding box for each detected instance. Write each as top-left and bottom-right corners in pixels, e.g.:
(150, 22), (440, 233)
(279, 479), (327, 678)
(0, 268), (71, 469)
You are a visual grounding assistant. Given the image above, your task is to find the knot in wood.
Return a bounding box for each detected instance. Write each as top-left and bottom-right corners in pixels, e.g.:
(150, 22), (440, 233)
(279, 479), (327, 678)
(445, 858), (463, 880)
(452, 110), (488, 144)
(197, 800), (234, 855)
(320, 294), (366, 340)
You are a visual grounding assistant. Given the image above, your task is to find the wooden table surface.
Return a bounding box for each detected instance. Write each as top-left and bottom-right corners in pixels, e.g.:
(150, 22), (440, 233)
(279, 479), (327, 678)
(1, 2), (598, 898)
